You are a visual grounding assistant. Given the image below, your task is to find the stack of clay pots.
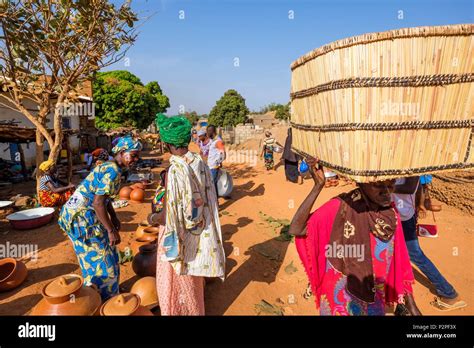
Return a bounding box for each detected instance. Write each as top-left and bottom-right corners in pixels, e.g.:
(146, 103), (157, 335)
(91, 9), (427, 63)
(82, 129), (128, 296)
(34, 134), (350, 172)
(99, 293), (153, 316)
(0, 258), (28, 292)
(129, 225), (159, 277)
(31, 274), (102, 316)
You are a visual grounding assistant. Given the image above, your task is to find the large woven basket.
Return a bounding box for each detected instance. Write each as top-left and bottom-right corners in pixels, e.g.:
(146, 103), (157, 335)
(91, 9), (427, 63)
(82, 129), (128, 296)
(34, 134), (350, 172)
(290, 24), (473, 183)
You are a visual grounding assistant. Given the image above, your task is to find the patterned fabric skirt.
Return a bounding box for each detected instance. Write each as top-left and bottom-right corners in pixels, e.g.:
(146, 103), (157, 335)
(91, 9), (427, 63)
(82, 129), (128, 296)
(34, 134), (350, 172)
(38, 189), (74, 207)
(155, 226), (205, 315)
(64, 219), (120, 300)
(264, 150), (274, 170)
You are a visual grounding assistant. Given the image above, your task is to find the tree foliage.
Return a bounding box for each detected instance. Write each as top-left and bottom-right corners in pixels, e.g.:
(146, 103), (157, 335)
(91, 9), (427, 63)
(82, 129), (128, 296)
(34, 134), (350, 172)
(184, 111), (199, 125)
(93, 70), (169, 130)
(208, 89), (249, 127)
(0, 0), (138, 166)
(255, 102), (291, 120)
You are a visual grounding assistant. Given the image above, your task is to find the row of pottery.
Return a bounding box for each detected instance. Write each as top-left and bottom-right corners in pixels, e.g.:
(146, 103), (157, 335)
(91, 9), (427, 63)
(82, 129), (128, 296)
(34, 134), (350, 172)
(31, 274), (158, 315)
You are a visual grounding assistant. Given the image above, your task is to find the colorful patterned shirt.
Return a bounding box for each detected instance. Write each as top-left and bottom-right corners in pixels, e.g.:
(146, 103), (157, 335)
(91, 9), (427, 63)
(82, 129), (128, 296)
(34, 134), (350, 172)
(162, 151), (225, 279)
(58, 161), (122, 239)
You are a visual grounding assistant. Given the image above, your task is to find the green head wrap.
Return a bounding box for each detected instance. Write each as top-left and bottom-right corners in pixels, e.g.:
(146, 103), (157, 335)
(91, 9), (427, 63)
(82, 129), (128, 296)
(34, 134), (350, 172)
(156, 113), (192, 148)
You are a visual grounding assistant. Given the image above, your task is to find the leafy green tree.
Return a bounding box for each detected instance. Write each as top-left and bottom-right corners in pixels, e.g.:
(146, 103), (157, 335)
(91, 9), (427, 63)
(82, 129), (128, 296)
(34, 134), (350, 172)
(93, 70), (169, 130)
(208, 89), (249, 127)
(0, 0), (137, 170)
(274, 102), (291, 120)
(256, 102), (290, 120)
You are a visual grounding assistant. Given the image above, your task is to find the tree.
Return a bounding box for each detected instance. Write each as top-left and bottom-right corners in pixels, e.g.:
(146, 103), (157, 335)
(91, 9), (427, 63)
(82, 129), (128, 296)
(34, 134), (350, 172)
(184, 111), (199, 125)
(256, 102), (291, 120)
(0, 0), (138, 179)
(208, 89), (249, 127)
(274, 102), (291, 120)
(93, 71), (169, 130)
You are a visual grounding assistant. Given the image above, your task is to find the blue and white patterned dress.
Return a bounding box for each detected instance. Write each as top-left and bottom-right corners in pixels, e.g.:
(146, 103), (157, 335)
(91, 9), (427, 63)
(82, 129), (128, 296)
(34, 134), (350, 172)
(58, 161), (122, 300)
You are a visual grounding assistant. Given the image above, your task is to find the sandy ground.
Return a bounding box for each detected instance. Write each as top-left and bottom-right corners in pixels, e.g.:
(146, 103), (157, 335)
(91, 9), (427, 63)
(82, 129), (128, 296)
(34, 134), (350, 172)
(0, 141), (473, 315)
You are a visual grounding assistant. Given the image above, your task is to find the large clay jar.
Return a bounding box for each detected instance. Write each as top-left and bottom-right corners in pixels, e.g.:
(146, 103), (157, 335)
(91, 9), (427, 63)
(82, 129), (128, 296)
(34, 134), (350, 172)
(0, 258), (27, 292)
(130, 276), (159, 309)
(100, 293), (153, 316)
(31, 274), (102, 316)
(129, 188), (145, 203)
(132, 243), (157, 277)
(135, 226), (160, 240)
(119, 186), (133, 200)
(130, 235), (157, 256)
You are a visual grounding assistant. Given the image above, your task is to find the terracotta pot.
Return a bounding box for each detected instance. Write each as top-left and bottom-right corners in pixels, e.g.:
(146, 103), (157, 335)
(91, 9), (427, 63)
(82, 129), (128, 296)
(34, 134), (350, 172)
(135, 226), (160, 239)
(129, 188), (145, 203)
(31, 274), (102, 316)
(130, 276), (159, 309)
(119, 186), (133, 200)
(0, 258), (28, 292)
(130, 236), (157, 256)
(132, 243), (157, 277)
(100, 293), (153, 316)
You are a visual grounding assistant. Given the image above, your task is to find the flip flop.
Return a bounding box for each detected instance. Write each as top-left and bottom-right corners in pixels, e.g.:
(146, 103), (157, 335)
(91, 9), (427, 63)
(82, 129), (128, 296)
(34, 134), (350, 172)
(431, 297), (467, 311)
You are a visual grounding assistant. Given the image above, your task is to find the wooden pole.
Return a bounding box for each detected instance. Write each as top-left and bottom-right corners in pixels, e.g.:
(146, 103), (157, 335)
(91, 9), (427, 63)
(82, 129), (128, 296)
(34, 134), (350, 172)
(65, 135), (73, 183)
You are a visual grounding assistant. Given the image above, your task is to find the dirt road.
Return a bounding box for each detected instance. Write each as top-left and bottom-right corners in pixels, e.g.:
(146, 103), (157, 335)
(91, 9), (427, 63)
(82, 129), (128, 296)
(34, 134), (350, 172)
(0, 146), (472, 315)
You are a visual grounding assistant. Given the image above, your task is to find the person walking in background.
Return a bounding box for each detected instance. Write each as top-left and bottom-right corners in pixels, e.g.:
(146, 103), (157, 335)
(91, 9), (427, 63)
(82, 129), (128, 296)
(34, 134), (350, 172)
(289, 157), (420, 316)
(37, 160), (75, 207)
(150, 114), (225, 315)
(260, 131), (283, 171)
(58, 136), (142, 300)
(207, 125), (226, 192)
(191, 129), (198, 144)
(281, 128), (303, 184)
(197, 128), (211, 162)
(392, 177), (466, 312)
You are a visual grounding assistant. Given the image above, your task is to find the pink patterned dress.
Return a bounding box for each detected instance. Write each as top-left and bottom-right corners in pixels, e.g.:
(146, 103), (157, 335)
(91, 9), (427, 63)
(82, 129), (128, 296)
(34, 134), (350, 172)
(155, 225), (205, 316)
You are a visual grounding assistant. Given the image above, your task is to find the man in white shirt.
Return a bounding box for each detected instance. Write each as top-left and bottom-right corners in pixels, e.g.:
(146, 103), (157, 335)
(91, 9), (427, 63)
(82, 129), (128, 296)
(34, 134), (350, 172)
(392, 177), (466, 311)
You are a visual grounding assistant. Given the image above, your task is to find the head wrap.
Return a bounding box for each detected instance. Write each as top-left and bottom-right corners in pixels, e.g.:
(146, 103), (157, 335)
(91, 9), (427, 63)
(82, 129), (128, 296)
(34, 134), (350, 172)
(39, 160), (55, 172)
(156, 113), (192, 147)
(111, 135), (142, 155)
(92, 148), (110, 161)
(197, 129), (207, 137)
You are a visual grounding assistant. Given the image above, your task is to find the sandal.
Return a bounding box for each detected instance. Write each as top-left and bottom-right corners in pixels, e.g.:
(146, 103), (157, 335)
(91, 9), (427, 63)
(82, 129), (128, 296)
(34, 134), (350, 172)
(431, 297), (467, 311)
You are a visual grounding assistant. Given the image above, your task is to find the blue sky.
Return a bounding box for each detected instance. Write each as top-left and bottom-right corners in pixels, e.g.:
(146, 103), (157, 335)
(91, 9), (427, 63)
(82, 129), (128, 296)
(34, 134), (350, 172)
(106, 0), (473, 115)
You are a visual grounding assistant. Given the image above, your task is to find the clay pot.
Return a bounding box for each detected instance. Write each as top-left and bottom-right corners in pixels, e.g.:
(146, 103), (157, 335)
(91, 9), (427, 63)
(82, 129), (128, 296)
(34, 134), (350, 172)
(132, 243), (157, 277)
(135, 226), (160, 239)
(31, 274), (102, 316)
(129, 188), (145, 203)
(130, 276), (159, 309)
(119, 186), (133, 200)
(100, 293), (153, 316)
(0, 258), (28, 292)
(130, 235), (157, 256)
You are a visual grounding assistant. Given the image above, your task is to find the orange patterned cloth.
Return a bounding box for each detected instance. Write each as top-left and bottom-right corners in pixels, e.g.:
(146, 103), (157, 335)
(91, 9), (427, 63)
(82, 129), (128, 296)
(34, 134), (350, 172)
(38, 189), (74, 207)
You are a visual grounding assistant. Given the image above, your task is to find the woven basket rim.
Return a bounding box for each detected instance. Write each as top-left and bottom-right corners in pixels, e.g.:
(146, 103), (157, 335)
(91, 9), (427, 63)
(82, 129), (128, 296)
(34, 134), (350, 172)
(290, 24), (474, 71)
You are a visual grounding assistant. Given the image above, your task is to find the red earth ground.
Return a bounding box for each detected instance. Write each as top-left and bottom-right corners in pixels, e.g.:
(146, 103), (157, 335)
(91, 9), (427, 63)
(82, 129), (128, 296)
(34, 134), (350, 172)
(0, 140), (472, 315)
